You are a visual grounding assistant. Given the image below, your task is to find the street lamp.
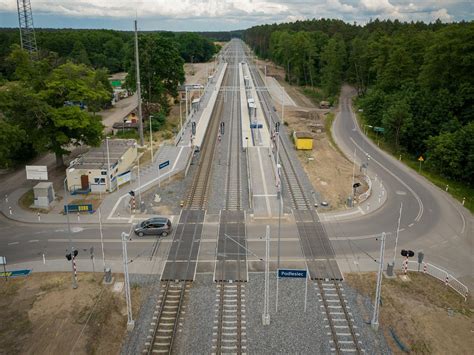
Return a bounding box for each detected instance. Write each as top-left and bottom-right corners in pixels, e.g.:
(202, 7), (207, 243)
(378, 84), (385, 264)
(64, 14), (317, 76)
(149, 115), (154, 162)
(63, 176), (78, 289)
(106, 136), (111, 192)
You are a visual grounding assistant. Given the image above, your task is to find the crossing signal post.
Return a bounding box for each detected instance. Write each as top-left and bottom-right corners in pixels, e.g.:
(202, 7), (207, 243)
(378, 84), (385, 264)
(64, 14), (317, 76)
(401, 249), (415, 274)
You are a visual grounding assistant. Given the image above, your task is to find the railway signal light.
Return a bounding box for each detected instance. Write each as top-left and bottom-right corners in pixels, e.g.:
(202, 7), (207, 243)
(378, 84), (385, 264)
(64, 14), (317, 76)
(191, 121), (196, 135)
(66, 253), (71, 261)
(73, 249), (78, 257)
(401, 249), (414, 257)
(220, 121), (225, 135)
(129, 190), (135, 197)
(275, 121), (280, 133)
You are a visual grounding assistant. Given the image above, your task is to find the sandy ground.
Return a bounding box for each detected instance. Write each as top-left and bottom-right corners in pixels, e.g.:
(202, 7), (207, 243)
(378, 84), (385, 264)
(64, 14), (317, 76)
(0, 272), (141, 355)
(346, 272), (473, 354)
(259, 59), (365, 209)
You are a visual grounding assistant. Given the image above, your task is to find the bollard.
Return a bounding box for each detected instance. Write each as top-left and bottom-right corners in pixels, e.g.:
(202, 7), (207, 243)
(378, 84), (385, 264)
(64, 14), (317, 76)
(180, 200), (184, 207)
(77, 212), (80, 222)
(399, 154), (401, 161)
(446, 185), (449, 192)
(366, 203), (370, 211)
(462, 197), (465, 206)
(4, 195), (8, 203)
(37, 212), (41, 222)
(378, 194), (381, 204)
(9, 206), (12, 215)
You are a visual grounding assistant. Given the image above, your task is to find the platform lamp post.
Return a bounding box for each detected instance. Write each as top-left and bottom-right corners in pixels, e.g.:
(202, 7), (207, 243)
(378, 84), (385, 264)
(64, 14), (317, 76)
(63, 176), (78, 289)
(149, 115), (154, 162)
(106, 136), (111, 192)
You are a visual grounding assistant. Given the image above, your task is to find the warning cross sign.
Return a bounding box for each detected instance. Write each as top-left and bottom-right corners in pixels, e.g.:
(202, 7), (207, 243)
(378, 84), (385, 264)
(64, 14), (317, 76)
(418, 156), (424, 162)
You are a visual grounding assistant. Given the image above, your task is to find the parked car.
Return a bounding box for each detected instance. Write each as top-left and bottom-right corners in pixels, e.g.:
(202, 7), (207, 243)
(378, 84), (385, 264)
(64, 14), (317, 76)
(134, 217), (172, 237)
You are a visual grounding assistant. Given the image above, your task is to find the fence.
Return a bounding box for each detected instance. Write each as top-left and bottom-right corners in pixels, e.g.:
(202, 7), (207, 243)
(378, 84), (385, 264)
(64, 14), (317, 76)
(405, 260), (469, 300)
(358, 174), (372, 203)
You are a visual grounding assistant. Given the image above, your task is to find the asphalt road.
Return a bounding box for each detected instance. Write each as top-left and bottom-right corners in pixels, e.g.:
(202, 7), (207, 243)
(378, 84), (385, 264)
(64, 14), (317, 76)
(329, 86), (473, 287)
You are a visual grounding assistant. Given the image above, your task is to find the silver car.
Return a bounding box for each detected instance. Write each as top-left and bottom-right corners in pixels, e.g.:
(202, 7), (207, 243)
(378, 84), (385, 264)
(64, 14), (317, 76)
(134, 217), (172, 237)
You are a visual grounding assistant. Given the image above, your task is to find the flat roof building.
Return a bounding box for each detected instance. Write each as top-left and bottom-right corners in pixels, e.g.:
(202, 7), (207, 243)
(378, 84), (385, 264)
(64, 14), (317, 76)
(66, 139), (137, 194)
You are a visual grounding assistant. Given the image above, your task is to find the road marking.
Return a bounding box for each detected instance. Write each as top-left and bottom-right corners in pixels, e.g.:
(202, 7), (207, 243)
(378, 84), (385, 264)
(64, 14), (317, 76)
(408, 223), (414, 228)
(29, 239), (39, 243)
(350, 137), (424, 222)
(357, 206), (365, 215)
(8, 242), (19, 245)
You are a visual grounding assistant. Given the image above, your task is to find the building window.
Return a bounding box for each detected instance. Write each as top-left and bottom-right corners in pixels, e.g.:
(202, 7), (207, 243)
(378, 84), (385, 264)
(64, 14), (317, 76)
(101, 171), (107, 175)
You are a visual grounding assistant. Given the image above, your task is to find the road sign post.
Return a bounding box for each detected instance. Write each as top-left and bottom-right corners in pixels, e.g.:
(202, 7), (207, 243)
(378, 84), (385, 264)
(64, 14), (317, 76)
(276, 269), (308, 314)
(158, 160), (170, 187)
(418, 156), (424, 173)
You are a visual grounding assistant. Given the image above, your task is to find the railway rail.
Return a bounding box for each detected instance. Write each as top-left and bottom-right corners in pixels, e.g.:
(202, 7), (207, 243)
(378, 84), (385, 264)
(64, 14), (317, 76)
(213, 41), (248, 354)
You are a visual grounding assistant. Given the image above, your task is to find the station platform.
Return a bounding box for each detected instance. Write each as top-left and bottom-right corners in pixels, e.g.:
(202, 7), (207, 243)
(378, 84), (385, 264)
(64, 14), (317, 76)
(239, 62), (253, 148)
(247, 146), (280, 219)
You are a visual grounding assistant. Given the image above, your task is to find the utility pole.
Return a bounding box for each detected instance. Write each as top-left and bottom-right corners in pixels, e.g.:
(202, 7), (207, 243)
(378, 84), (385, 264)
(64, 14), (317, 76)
(63, 178), (78, 289)
(275, 122), (281, 270)
(106, 137), (111, 192)
(121, 232), (134, 330)
(392, 203), (403, 266)
(149, 115), (154, 162)
(351, 148), (356, 202)
(262, 225), (271, 325)
(134, 20), (144, 146)
(98, 208), (106, 275)
(371, 232), (386, 330)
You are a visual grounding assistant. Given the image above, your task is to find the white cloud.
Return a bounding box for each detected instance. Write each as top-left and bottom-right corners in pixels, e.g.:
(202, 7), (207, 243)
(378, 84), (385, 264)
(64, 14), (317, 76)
(0, 0), (467, 29)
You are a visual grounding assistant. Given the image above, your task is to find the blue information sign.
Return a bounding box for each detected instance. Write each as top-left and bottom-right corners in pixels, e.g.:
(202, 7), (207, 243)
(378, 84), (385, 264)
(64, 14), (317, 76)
(250, 123), (263, 129)
(159, 160), (170, 170)
(278, 269), (307, 278)
(0, 269), (32, 278)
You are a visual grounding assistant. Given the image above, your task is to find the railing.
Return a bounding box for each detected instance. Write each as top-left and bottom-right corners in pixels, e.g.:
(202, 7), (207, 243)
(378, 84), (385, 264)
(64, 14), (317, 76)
(358, 174), (372, 203)
(404, 260), (469, 300)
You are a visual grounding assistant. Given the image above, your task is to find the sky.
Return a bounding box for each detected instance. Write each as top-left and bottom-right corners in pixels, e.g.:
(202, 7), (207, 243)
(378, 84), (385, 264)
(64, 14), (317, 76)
(1, 0), (473, 31)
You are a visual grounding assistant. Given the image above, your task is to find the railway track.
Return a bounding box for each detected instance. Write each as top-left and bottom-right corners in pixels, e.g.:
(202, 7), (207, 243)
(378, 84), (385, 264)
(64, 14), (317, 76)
(147, 59), (232, 353)
(244, 41), (361, 350)
(316, 280), (363, 354)
(212, 41), (247, 354)
(213, 282), (247, 354)
(144, 281), (190, 354)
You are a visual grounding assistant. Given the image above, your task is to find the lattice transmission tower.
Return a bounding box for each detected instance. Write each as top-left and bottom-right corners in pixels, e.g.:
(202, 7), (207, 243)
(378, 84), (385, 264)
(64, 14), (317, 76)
(17, 0), (38, 54)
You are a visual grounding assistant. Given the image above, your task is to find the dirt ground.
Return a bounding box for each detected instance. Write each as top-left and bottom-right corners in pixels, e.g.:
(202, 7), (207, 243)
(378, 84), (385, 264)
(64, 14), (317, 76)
(346, 272), (474, 354)
(258, 59), (365, 209)
(0, 272), (141, 355)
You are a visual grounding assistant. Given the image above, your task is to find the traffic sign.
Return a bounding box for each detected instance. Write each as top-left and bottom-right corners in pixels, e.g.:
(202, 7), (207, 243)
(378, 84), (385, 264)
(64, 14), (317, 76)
(373, 126), (385, 133)
(191, 121), (196, 135)
(418, 156), (424, 162)
(159, 160), (170, 170)
(250, 123), (263, 129)
(0, 269), (32, 277)
(275, 121), (280, 133)
(278, 269), (307, 278)
(220, 122), (225, 135)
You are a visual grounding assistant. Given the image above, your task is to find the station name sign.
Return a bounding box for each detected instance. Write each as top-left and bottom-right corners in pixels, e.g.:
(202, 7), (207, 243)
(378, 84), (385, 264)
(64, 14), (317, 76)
(278, 269), (307, 278)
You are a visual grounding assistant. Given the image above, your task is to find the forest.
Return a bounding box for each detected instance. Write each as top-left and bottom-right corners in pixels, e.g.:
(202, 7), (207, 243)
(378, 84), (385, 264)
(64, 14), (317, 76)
(0, 28), (217, 77)
(0, 29), (216, 168)
(244, 19), (473, 186)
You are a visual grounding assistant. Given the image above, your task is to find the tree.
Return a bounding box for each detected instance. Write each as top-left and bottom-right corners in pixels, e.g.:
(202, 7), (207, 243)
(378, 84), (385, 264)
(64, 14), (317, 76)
(0, 52), (108, 167)
(382, 97), (413, 150)
(126, 33), (184, 115)
(320, 35), (346, 97)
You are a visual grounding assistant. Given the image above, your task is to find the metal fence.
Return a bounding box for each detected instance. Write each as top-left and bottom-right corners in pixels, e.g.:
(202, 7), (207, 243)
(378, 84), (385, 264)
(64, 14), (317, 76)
(405, 260), (469, 300)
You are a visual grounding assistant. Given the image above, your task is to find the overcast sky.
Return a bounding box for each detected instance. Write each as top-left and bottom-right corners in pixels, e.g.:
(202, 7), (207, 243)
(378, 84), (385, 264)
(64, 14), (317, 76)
(1, 1), (472, 31)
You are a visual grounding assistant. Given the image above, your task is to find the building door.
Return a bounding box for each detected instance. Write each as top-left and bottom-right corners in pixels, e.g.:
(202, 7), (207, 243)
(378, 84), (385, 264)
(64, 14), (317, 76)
(80, 175), (89, 190)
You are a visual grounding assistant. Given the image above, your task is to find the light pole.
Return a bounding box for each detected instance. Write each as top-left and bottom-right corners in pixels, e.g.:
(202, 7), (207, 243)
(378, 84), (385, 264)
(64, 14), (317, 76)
(179, 100), (183, 135)
(63, 177), (78, 289)
(98, 208), (106, 275)
(149, 115), (154, 162)
(134, 20), (144, 146)
(263, 226), (270, 326)
(106, 136), (112, 192)
(351, 148), (357, 202)
(371, 232), (386, 331)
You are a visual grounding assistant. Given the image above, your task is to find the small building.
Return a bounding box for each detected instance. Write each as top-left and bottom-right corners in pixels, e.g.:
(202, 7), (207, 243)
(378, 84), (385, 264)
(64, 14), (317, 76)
(33, 182), (55, 208)
(66, 139), (138, 194)
(293, 131), (314, 150)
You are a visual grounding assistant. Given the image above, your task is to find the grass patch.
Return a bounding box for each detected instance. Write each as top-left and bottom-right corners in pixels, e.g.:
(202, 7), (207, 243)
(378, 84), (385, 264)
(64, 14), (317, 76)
(354, 105), (474, 213)
(114, 130), (139, 140)
(18, 189), (34, 209)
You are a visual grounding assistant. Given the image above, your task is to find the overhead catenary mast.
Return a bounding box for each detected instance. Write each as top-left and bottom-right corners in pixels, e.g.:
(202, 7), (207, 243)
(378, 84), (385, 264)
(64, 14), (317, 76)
(134, 19), (145, 146)
(16, 0), (38, 55)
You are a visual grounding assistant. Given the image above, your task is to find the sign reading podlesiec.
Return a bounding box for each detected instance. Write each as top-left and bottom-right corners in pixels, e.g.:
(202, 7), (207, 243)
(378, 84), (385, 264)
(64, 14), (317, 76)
(278, 269), (307, 278)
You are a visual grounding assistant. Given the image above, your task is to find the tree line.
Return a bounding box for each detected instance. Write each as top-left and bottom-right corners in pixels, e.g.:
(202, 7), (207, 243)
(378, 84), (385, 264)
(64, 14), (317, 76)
(0, 28), (218, 78)
(0, 29), (216, 168)
(244, 19), (474, 185)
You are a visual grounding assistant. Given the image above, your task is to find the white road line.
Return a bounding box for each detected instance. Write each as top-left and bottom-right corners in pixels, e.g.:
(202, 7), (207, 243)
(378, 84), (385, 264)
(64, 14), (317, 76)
(29, 239), (39, 243)
(408, 223), (414, 227)
(357, 206), (365, 215)
(350, 137), (424, 222)
(8, 242), (19, 245)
